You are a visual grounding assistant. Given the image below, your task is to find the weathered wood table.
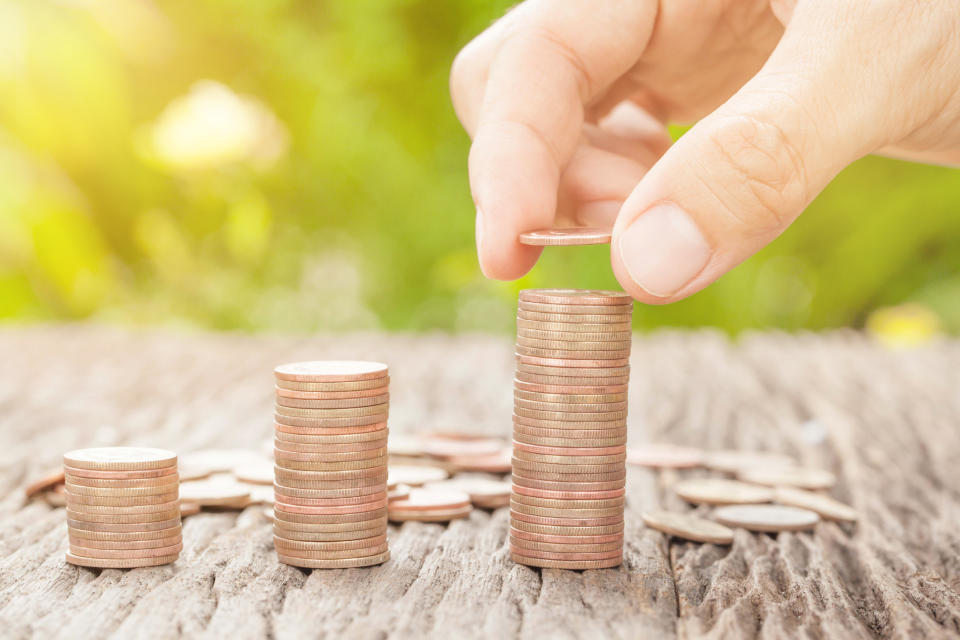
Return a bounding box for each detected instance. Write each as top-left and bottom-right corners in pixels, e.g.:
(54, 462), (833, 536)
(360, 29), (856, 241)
(2, 326), (959, 639)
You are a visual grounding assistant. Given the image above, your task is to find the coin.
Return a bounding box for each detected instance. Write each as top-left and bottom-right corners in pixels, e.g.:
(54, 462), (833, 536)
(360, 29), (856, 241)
(63, 466), (178, 480)
(67, 517), (182, 532)
(641, 510), (734, 544)
(274, 525), (386, 542)
(180, 502), (202, 517)
(179, 480), (251, 507)
(513, 423), (628, 439)
(519, 289), (632, 306)
(517, 329), (633, 343)
(514, 379), (628, 395)
(273, 534), (388, 551)
(515, 346), (632, 360)
(274, 506), (388, 525)
(515, 337), (632, 352)
(276, 394), (390, 409)
(274, 467), (387, 486)
(277, 550), (390, 569)
(514, 399), (627, 414)
(514, 389), (627, 403)
(674, 478), (774, 506)
(275, 438), (389, 454)
(274, 496), (388, 514)
(274, 447), (386, 462)
(425, 479), (510, 508)
(509, 527), (623, 545)
(274, 414), (387, 429)
(446, 448), (512, 473)
(67, 526), (182, 542)
(713, 504), (820, 532)
(388, 488), (471, 511)
(510, 536), (623, 553)
(64, 474), (181, 489)
(511, 458), (624, 474)
(66, 552), (179, 568)
(518, 227), (612, 246)
(63, 447), (177, 471)
(515, 373), (631, 386)
(513, 434), (626, 449)
(510, 510), (623, 527)
(68, 535), (182, 550)
(66, 491), (179, 506)
(275, 429), (388, 445)
(64, 482), (179, 497)
(509, 553), (621, 569)
(66, 507), (181, 523)
(274, 482), (385, 499)
(517, 311), (633, 324)
(275, 377), (391, 392)
(275, 361), (389, 382)
(514, 408), (627, 422)
(274, 456), (387, 472)
(274, 541), (389, 560)
(24, 468), (66, 498)
(512, 450), (626, 466)
(704, 450), (796, 474)
(387, 505), (473, 522)
(773, 487), (857, 522)
(69, 542), (184, 559)
(232, 461), (274, 485)
(419, 434), (504, 458)
(514, 441), (626, 457)
(510, 518), (624, 536)
(512, 468), (626, 483)
(627, 444), (705, 469)
(511, 494), (624, 510)
(737, 467), (837, 490)
(518, 301), (631, 315)
(510, 500), (623, 519)
(511, 476), (625, 492)
(275, 385), (389, 399)
(273, 516), (388, 534)
(516, 319), (632, 333)
(275, 404), (389, 419)
(387, 465), (448, 486)
(508, 544), (622, 561)
(513, 485), (624, 500)
(274, 420), (388, 434)
(275, 490), (387, 507)
(516, 356), (631, 369)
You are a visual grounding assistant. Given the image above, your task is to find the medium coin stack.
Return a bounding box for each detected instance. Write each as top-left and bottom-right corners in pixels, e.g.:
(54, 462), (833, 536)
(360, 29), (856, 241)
(511, 289), (633, 570)
(64, 447), (182, 568)
(273, 361), (390, 568)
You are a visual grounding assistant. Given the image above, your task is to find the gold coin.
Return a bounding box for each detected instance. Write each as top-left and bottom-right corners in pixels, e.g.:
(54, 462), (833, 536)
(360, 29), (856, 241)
(24, 468), (65, 498)
(273, 515), (387, 534)
(274, 361), (389, 382)
(275, 404), (389, 419)
(519, 289), (632, 306)
(63, 447), (177, 471)
(509, 536), (623, 554)
(641, 511), (734, 544)
(516, 318), (632, 333)
(514, 389), (627, 403)
(274, 541), (389, 560)
(517, 311), (633, 324)
(275, 377), (391, 392)
(515, 373), (630, 386)
(514, 346), (632, 360)
(674, 478), (774, 506)
(512, 450), (626, 466)
(66, 552), (179, 568)
(69, 542), (183, 559)
(277, 550), (390, 569)
(510, 518), (624, 536)
(67, 525), (182, 542)
(511, 494), (624, 510)
(773, 487), (857, 522)
(274, 525), (386, 542)
(68, 534), (182, 550)
(276, 394), (390, 409)
(66, 517), (181, 532)
(713, 504), (820, 532)
(509, 500), (623, 519)
(509, 553), (621, 569)
(66, 491), (179, 506)
(517, 301), (632, 315)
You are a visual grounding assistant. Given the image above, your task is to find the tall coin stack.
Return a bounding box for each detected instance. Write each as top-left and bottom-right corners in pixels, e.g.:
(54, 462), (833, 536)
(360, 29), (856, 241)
(510, 289), (633, 569)
(64, 447), (182, 568)
(273, 361), (390, 568)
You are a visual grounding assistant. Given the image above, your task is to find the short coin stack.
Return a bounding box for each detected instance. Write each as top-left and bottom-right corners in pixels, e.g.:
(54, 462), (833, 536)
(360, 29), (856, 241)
(273, 361), (390, 568)
(64, 447), (182, 568)
(511, 289), (633, 569)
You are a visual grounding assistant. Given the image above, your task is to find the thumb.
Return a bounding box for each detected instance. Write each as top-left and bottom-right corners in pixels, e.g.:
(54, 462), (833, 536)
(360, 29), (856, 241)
(610, 22), (880, 304)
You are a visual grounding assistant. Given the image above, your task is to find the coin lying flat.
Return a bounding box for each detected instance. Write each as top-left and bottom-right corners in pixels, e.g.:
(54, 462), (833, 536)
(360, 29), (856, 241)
(712, 504), (820, 532)
(274, 361), (388, 382)
(64, 448), (177, 471)
(387, 465), (448, 487)
(674, 478), (774, 506)
(24, 468), (66, 498)
(179, 480), (251, 507)
(65, 552), (180, 568)
(704, 450), (795, 474)
(627, 444), (705, 469)
(642, 510), (734, 544)
(773, 487), (857, 522)
(738, 467), (837, 490)
(429, 478), (511, 509)
(276, 550), (390, 569)
(518, 228), (612, 246)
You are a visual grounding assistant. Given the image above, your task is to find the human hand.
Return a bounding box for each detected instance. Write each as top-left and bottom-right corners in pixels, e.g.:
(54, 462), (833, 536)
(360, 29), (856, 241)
(450, 0), (960, 303)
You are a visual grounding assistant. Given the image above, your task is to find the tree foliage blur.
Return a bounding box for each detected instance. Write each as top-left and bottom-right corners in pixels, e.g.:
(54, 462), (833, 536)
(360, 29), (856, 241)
(1, 0), (959, 334)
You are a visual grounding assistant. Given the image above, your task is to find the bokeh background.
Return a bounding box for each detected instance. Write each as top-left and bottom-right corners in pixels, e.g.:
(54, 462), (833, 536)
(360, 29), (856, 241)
(2, 0), (959, 337)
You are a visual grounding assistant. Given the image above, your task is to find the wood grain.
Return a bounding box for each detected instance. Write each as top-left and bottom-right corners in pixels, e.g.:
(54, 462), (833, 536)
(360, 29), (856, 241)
(1, 326), (959, 638)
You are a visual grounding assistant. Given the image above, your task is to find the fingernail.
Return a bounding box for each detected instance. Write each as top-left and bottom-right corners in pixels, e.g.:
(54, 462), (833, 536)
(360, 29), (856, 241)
(475, 208), (489, 277)
(618, 203), (711, 297)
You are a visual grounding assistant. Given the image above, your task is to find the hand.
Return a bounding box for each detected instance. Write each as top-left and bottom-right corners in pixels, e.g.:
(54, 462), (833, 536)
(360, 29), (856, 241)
(450, 0), (960, 303)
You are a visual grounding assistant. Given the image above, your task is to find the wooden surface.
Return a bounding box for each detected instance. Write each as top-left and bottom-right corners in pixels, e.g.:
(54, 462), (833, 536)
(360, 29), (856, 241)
(2, 326), (960, 639)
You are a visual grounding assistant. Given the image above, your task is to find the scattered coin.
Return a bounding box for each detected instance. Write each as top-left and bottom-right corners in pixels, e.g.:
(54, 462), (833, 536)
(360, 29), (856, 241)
(773, 487), (857, 522)
(180, 502), (201, 517)
(713, 504), (820, 532)
(24, 468), (65, 498)
(737, 466), (837, 490)
(704, 450), (795, 474)
(179, 479), (251, 508)
(674, 478), (774, 506)
(430, 478), (511, 509)
(627, 444), (705, 469)
(387, 465), (448, 487)
(446, 448), (512, 473)
(420, 434), (504, 458)
(642, 510), (734, 544)
(518, 227), (612, 246)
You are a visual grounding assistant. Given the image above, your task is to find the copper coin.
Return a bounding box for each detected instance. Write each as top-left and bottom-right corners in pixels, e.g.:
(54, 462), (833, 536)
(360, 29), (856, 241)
(627, 444), (705, 469)
(387, 465), (448, 486)
(66, 517), (181, 532)
(66, 507), (180, 523)
(517, 301), (631, 315)
(274, 465), (387, 484)
(68, 534), (181, 550)
(511, 469), (626, 483)
(63, 466), (178, 480)
(508, 544), (621, 561)
(515, 361), (631, 375)
(517, 311), (633, 324)
(514, 399), (627, 414)
(512, 450), (626, 466)
(24, 468), (66, 498)
(275, 498), (388, 515)
(674, 478), (774, 506)
(510, 500), (622, 519)
(513, 441), (625, 457)
(276, 394), (390, 409)
(515, 373), (631, 386)
(388, 488), (470, 511)
(274, 414), (387, 429)
(704, 450), (796, 474)
(274, 361), (388, 382)
(66, 499), (180, 514)
(514, 408), (627, 422)
(510, 553), (621, 569)
(180, 502), (202, 517)
(64, 447), (177, 471)
(773, 487), (857, 522)
(177, 449), (267, 475)
(446, 448), (512, 473)
(275, 385), (389, 399)
(513, 485), (624, 500)
(66, 552), (179, 568)
(274, 438), (388, 454)
(274, 525), (386, 542)
(388, 484), (412, 502)
(514, 389), (627, 403)
(273, 515), (387, 533)
(64, 481), (179, 497)
(69, 542), (183, 559)
(425, 479), (510, 504)
(511, 475), (625, 492)
(387, 505), (473, 522)
(516, 318), (632, 332)
(273, 534), (388, 551)
(510, 509), (623, 527)
(641, 510), (734, 544)
(713, 504), (820, 532)
(514, 346), (632, 360)
(179, 480), (251, 507)
(519, 289), (632, 306)
(274, 456), (387, 472)
(513, 423), (627, 439)
(274, 447), (386, 462)
(274, 541), (389, 560)
(274, 429), (388, 445)
(67, 525), (182, 542)
(277, 550), (390, 569)
(517, 329), (633, 344)
(275, 377), (390, 392)
(517, 228), (612, 246)
(512, 494), (624, 510)
(420, 435), (504, 458)
(514, 379), (628, 395)
(275, 404), (389, 419)
(514, 415), (627, 430)
(509, 527), (623, 545)
(737, 467), (837, 491)
(275, 490), (387, 507)
(511, 457), (623, 473)
(511, 518), (624, 536)
(515, 337), (632, 352)
(66, 491), (179, 506)
(509, 536), (623, 554)
(274, 482), (386, 499)
(274, 420), (388, 434)
(232, 461), (273, 485)
(64, 474), (180, 490)
(514, 433), (626, 449)
(274, 506), (388, 525)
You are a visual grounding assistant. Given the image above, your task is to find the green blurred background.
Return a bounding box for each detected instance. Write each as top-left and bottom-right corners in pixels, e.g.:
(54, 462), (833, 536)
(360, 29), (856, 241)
(2, 0), (959, 335)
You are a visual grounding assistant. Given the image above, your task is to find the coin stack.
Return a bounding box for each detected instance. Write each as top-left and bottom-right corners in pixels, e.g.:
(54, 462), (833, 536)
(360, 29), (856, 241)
(273, 361), (390, 568)
(64, 447), (182, 568)
(511, 289), (632, 569)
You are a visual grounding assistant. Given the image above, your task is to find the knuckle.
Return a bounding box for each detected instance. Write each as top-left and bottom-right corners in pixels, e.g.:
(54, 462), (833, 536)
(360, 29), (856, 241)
(701, 114), (810, 233)
(509, 25), (594, 101)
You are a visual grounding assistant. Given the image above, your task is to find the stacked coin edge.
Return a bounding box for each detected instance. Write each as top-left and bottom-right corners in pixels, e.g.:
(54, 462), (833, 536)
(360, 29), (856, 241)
(273, 361), (391, 568)
(511, 289), (632, 570)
